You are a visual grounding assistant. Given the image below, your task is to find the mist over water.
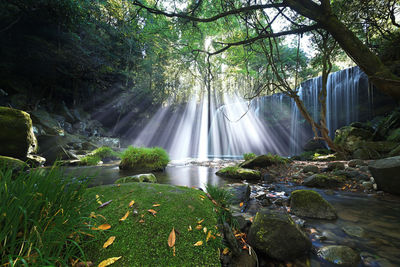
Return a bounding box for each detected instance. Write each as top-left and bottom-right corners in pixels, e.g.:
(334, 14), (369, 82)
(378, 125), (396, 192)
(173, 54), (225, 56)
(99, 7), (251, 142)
(132, 67), (372, 159)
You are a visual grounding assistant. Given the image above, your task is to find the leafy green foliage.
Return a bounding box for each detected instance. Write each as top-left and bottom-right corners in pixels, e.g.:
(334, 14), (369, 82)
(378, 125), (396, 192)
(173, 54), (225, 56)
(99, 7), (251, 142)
(120, 146), (169, 171)
(0, 165), (90, 266)
(243, 153), (256, 161)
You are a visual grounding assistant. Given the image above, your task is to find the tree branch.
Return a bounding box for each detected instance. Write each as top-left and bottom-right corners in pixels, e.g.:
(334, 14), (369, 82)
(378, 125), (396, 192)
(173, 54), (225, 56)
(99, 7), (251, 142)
(132, 1), (285, 22)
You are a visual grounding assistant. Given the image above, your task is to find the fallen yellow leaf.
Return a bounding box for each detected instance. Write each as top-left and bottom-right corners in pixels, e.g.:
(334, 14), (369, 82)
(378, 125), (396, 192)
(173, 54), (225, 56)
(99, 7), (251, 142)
(199, 195), (205, 199)
(119, 211), (129, 221)
(117, 184), (121, 187)
(168, 228), (176, 247)
(239, 202), (244, 207)
(96, 195), (102, 205)
(203, 227), (207, 234)
(128, 200), (135, 207)
(98, 256), (121, 267)
(90, 212), (96, 218)
(193, 241), (203, 246)
(103, 236), (116, 248)
(147, 209), (157, 216)
(206, 231), (212, 242)
(92, 224), (111, 231)
(188, 225), (192, 231)
(153, 204), (161, 207)
(139, 219), (145, 223)
(222, 248), (229, 255)
(173, 246), (176, 257)
(195, 225), (202, 230)
(197, 219), (204, 224)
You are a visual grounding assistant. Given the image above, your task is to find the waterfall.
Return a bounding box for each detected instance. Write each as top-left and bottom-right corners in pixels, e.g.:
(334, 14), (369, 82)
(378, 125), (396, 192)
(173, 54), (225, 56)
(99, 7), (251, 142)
(132, 66), (382, 159)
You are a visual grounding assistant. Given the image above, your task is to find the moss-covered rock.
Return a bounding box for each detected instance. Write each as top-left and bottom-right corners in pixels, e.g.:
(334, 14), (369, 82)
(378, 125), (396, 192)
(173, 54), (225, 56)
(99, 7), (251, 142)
(352, 147), (381, 160)
(318, 245), (360, 266)
(303, 174), (344, 188)
(334, 126), (373, 152)
(0, 107), (38, 159)
(290, 190), (337, 220)
(327, 162), (345, 171)
(0, 155), (29, 172)
(115, 173), (157, 184)
(248, 210), (311, 261)
(119, 146), (169, 172)
(216, 166), (261, 180)
(239, 154), (288, 169)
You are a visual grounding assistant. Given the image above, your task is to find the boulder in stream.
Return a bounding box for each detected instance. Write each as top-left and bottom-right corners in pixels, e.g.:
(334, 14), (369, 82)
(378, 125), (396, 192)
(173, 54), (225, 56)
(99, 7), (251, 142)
(0, 107), (38, 159)
(239, 154), (287, 169)
(216, 167), (261, 180)
(303, 174), (344, 188)
(318, 245), (360, 266)
(115, 173), (157, 184)
(224, 183), (250, 205)
(368, 156), (400, 195)
(290, 190), (337, 220)
(248, 209), (311, 261)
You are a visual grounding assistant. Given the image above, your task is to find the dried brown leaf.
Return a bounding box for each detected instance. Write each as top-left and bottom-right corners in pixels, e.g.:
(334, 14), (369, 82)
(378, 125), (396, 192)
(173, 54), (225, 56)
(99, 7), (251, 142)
(98, 256), (122, 267)
(168, 228), (176, 247)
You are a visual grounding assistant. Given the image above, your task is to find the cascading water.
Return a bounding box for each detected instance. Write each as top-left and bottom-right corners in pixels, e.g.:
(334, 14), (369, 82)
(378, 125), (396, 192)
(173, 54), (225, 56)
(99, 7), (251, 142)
(132, 66), (383, 159)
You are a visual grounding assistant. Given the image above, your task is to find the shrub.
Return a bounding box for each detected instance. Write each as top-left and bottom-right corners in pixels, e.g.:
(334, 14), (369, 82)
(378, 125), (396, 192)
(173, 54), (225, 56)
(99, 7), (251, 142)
(0, 165), (91, 265)
(80, 146), (120, 166)
(243, 153), (256, 161)
(119, 146), (170, 171)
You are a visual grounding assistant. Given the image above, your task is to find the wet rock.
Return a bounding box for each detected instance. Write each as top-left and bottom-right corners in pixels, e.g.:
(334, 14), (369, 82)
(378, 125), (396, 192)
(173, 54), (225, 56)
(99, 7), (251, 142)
(361, 181), (373, 190)
(303, 138), (326, 151)
(342, 225), (365, 238)
(26, 154), (46, 167)
(232, 250), (258, 267)
(318, 245), (360, 266)
(327, 162), (345, 171)
(303, 174), (344, 188)
(0, 155), (29, 172)
(359, 166), (369, 172)
(302, 165), (320, 173)
(334, 125), (373, 152)
(353, 147), (381, 160)
(262, 173), (274, 183)
(30, 109), (65, 136)
(290, 190), (337, 220)
(0, 107), (38, 159)
(348, 159), (366, 167)
(368, 156), (400, 195)
(225, 183), (250, 205)
(222, 222), (241, 256)
(92, 137), (120, 148)
(360, 252), (392, 267)
(216, 167), (261, 180)
(248, 209), (311, 261)
(239, 154), (286, 169)
(115, 173), (157, 184)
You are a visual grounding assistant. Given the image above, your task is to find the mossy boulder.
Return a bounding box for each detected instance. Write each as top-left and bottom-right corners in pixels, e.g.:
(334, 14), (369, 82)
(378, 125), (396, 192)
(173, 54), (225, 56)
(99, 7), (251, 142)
(352, 147), (381, 160)
(0, 107), (38, 159)
(224, 183), (251, 205)
(216, 166), (261, 180)
(115, 173), (157, 184)
(318, 245), (360, 266)
(30, 109), (64, 136)
(290, 190), (337, 220)
(334, 126), (373, 152)
(239, 154), (288, 169)
(303, 174), (344, 188)
(0, 155), (29, 172)
(119, 146), (169, 172)
(302, 165), (320, 173)
(327, 162), (345, 171)
(248, 210), (311, 261)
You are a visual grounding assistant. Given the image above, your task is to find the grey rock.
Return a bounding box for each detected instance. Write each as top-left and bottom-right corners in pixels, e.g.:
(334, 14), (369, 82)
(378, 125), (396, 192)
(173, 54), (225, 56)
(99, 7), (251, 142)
(318, 245), (360, 266)
(302, 165), (320, 174)
(342, 225), (365, 238)
(327, 162), (345, 171)
(290, 190), (337, 220)
(303, 174), (343, 188)
(225, 183), (250, 205)
(348, 159), (366, 168)
(369, 156), (400, 195)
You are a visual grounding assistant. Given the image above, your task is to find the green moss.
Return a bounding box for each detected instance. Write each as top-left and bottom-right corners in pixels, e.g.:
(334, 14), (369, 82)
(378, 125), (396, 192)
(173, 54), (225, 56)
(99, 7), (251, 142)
(216, 166), (261, 180)
(243, 153), (256, 161)
(290, 190), (337, 219)
(80, 146), (120, 166)
(83, 183), (222, 266)
(115, 174), (157, 184)
(119, 146), (169, 171)
(0, 106), (38, 158)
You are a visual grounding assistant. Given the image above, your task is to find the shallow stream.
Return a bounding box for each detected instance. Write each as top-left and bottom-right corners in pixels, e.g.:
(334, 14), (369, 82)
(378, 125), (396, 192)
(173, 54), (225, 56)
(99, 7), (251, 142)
(64, 159), (400, 266)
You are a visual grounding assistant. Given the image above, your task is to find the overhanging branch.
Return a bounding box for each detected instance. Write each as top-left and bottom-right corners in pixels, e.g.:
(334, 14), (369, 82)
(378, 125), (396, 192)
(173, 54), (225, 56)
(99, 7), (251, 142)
(132, 1), (285, 22)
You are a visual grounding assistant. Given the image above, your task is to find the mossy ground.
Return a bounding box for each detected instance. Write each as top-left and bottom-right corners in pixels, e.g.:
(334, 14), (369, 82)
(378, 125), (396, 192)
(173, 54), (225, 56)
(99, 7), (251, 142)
(80, 146), (120, 166)
(83, 183), (222, 266)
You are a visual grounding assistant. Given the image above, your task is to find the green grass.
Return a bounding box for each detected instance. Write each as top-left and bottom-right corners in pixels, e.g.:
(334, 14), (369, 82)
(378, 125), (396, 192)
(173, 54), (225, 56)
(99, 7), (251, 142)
(83, 183), (222, 266)
(205, 184), (237, 229)
(0, 165), (91, 266)
(243, 153), (256, 161)
(80, 146), (120, 166)
(119, 146), (170, 171)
